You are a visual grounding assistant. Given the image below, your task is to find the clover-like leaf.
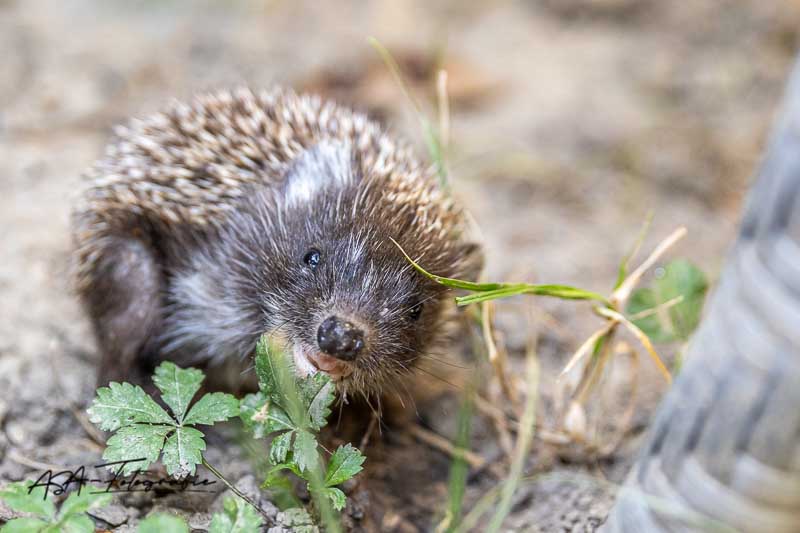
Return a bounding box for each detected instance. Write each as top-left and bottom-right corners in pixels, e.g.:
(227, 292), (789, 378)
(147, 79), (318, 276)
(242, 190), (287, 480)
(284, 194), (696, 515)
(138, 514), (189, 533)
(324, 444), (366, 487)
(270, 431), (293, 464)
(183, 392), (239, 426)
(102, 424), (173, 476)
(161, 427), (205, 478)
(0, 482), (56, 520)
(628, 259), (708, 343)
(208, 495), (263, 533)
(152, 362), (204, 423)
(87, 382), (172, 432)
(319, 487), (347, 511)
(292, 430), (318, 473)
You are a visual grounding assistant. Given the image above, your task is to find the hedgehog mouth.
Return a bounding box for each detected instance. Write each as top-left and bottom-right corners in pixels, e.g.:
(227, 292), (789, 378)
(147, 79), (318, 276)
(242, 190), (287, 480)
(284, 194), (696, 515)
(292, 344), (354, 381)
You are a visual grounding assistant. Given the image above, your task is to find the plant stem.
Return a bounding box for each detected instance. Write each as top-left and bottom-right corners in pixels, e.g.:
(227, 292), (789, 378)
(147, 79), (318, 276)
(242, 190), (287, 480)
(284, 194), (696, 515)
(202, 458), (273, 523)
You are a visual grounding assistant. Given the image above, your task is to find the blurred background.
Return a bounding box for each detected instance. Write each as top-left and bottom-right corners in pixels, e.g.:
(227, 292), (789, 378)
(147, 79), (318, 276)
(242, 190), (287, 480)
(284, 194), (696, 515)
(1, 0), (799, 531)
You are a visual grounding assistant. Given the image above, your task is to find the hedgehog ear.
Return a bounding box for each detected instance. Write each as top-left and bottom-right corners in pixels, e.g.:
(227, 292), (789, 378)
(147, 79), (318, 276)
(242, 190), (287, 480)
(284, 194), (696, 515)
(455, 241), (484, 282)
(282, 139), (356, 206)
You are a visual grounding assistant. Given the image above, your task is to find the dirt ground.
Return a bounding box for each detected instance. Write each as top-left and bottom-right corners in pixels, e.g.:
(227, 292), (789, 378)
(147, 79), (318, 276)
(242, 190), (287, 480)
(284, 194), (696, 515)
(2, 0), (799, 531)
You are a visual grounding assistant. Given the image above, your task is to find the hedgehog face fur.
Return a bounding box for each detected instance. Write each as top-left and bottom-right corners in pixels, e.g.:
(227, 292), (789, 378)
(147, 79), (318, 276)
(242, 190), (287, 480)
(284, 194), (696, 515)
(162, 140), (479, 396)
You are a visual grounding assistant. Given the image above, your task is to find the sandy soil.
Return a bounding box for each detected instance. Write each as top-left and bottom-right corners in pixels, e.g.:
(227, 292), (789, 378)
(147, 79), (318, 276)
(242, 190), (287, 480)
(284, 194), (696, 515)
(1, 0), (799, 531)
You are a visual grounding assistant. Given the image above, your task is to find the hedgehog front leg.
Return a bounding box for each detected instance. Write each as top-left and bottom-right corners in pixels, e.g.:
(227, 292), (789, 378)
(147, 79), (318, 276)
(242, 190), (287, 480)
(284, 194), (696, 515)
(78, 236), (162, 386)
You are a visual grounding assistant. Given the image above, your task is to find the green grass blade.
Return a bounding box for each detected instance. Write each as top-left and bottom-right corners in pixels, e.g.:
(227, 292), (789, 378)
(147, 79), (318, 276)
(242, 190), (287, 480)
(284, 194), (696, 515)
(368, 37), (422, 115)
(392, 238), (608, 305)
(443, 375), (476, 532)
(369, 37), (450, 191)
(422, 118), (449, 191)
(456, 285), (608, 306)
(614, 212), (653, 290)
(486, 342), (539, 533)
(390, 238), (505, 290)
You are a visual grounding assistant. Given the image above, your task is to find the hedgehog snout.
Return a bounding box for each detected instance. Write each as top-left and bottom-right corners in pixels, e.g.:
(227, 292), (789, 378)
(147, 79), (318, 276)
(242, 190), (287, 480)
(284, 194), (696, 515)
(316, 315), (365, 361)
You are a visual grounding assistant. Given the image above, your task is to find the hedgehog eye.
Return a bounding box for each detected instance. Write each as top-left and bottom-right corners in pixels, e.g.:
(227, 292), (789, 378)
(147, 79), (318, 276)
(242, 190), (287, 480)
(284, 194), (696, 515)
(409, 302), (424, 321)
(303, 248), (321, 269)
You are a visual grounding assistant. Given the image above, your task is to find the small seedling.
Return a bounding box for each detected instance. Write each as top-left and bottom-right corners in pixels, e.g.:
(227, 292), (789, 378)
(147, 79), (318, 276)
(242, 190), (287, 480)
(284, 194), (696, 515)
(0, 481), (111, 533)
(209, 496), (264, 533)
(136, 498), (289, 533)
(627, 258), (708, 343)
(87, 361), (240, 478)
(137, 513), (188, 533)
(240, 336), (365, 517)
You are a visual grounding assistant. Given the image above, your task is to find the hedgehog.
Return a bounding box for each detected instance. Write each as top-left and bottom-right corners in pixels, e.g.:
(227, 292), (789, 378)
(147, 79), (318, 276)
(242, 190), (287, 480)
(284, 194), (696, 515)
(71, 87), (482, 398)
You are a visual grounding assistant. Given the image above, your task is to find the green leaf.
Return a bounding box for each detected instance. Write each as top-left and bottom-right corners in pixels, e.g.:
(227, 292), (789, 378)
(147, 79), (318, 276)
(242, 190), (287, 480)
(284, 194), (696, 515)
(320, 487), (346, 511)
(183, 393), (239, 426)
(57, 490), (113, 520)
(208, 495), (263, 533)
(102, 424), (173, 476)
(627, 259), (708, 342)
(152, 362), (204, 423)
(161, 427), (205, 478)
(301, 375), (335, 431)
(263, 462), (303, 482)
(1, 517), (48, 532)
(240, 393), (294, 439)
(137, 514), (189, 533)
(56, 514), (94, 533)
(324, 444), (365, 487)
(87, 382), (173, 432)
(0, 482), (56, 520)
(658, 260), (708, 340)
(291, 430), (318, 474)
(270, 431), (293, 464)
(254, 337), (295, 405)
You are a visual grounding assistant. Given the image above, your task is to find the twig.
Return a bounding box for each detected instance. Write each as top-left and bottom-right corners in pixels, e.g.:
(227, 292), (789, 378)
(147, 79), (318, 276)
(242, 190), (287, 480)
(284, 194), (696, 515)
(472, 397), (574, 446)
(481, 301), (518, 407)
(202, 458), (273, 524)
(598, 343), (640, 456)
(626, 295), (684, 321)
(474, 394), (514, 461)
(595, 307), (672, 383)
(7, 449), (72, 472)
(613, 226), (687, 306)
(71, 406), (106, 447)
(359, 411), (379, 450)
(574, 328), (617, 405)
(559, 322), (615, 379)
(408, 424), (486, 470)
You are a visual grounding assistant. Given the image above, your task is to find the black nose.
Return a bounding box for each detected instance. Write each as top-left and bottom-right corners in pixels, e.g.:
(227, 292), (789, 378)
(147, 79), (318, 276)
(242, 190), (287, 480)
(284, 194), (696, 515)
(316, 316), (365, 361)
